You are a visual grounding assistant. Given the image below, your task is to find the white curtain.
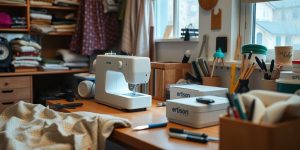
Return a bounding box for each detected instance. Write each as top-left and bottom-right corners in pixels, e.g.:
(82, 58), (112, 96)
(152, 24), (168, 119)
(120, 0), (154, 57)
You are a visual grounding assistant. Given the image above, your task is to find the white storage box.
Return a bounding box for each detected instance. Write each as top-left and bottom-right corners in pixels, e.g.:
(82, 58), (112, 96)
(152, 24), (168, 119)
(166, 96), (228, 128)
(170, 84), (228, 99)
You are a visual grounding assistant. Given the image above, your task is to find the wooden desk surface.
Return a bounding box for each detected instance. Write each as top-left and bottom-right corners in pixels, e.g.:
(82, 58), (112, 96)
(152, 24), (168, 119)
(47, 99), (219, 150)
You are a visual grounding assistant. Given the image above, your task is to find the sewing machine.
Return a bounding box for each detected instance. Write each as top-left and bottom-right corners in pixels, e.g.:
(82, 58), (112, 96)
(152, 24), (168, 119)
(95, 55), (152, 111)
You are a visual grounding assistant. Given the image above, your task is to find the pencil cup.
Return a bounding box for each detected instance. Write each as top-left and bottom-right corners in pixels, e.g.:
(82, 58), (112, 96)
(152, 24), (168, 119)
(236, 79), (249, 93)
(258, 79), (277, 91)
(203, 76), (221, 87)
(275, 46), (293, 65)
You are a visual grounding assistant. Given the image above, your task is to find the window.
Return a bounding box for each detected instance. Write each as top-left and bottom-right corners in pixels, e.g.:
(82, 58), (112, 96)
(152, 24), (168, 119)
(154, 0), (199, 39)
(253, 0), (300, 52)
(256, 32), (263, 45)
(276, 36), (281, 46)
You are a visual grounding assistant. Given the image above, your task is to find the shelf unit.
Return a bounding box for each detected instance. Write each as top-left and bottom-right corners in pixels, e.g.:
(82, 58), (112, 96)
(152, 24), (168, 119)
(0, 1), (82, 74)
(0, 28), (28, 32)
(0, 3), (27, 7)
(0, 69), (88, 77)
(0, 1), (78, 35)
(0, 0), (30, 32)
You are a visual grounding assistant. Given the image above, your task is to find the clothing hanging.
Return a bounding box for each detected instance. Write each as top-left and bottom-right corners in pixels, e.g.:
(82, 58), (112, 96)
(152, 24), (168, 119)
(70, 0), (121, 55)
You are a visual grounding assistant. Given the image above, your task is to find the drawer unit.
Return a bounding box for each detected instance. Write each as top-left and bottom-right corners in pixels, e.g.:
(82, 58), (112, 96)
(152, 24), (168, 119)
(0, 76), (31, 89)
(0, 76), (32, 112)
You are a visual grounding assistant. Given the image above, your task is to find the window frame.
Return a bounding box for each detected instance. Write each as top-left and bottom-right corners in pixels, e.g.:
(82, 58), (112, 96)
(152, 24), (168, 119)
(154, 0), (199, 40)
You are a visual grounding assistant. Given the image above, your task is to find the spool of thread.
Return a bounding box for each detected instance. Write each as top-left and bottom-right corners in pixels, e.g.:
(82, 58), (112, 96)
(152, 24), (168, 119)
(78, 80), (95, 98)
(182, 50), (191, 63)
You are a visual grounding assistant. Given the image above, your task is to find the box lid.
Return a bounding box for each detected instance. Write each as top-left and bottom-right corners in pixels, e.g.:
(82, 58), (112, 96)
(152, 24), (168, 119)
(167, 96), (228, 113)
(171, 84), (228, 95)
(278, 71), (300, 81)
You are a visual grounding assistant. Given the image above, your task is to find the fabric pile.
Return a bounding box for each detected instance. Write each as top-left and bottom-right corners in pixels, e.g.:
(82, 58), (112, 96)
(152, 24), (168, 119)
(42, 59), (68, 71)
(0, 12), (11, 28)
(30, 9), (52, 25)
(30, 8), (76, 34)
(0, 12), (27, 29)
(0, 101), (131, 150)
(57, 49), (89, 69)
(10, 39), (42, 69)
(0, 0), (25, 4)
(11, 17), (27, 28)
(30, 0), (53, 6)
(53, 0), (79, 7)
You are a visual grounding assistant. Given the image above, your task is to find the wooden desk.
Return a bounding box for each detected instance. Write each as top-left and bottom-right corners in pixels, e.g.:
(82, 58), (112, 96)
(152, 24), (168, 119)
(47, 99), (219, 150)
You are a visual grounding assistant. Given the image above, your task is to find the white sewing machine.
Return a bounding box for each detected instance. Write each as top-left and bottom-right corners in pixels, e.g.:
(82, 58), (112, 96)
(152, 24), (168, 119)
(95, 55), (152, 111)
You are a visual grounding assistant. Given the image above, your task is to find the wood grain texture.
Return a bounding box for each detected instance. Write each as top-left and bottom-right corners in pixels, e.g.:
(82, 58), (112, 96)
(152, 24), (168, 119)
(150, 63), (192, 100)
(0, 69), (88, 77)
(0, 76), (31, 89)
(220, 117), (300, 150)
(0, 76), (32, 112)
(47, 99), (219, 150)
(211, 9), (222, 30)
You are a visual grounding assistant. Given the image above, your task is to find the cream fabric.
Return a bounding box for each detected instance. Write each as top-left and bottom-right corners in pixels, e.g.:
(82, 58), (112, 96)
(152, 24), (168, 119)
(0, 101), (132, 150)
(240, 90), (300, 124)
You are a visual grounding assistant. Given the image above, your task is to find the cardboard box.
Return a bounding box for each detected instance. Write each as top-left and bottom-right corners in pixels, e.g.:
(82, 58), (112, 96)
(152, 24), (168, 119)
(170, 84), (228, 99)
(220, 117), (300, 150)
(149, 62), (192, 101)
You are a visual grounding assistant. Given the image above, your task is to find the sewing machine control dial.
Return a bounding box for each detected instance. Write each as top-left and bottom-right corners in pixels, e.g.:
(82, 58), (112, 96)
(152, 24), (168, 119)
(118, 61), (123, 69)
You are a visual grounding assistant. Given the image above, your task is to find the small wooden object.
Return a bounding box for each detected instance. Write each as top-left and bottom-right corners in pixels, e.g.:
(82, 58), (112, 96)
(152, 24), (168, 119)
(149, 62), (192, 101)
(211, 8), (222, 30)
(199, 0), (218, 11)
(220, 117), (300, 150)
(202, 76), (221, 87)
(234, 36), (241, 60)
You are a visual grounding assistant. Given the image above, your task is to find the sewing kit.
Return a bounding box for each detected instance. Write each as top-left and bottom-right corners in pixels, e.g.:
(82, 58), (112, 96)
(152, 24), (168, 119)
(166, 96), (228, 128)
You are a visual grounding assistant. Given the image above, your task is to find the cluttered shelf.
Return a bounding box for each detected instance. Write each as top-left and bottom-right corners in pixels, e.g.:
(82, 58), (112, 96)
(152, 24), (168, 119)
(30, 5), (77, 11)
(0, 69), (88, 77)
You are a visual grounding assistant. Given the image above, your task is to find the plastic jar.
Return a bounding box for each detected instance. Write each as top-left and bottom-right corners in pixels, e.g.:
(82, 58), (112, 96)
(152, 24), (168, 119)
(242, 44), (267, 63)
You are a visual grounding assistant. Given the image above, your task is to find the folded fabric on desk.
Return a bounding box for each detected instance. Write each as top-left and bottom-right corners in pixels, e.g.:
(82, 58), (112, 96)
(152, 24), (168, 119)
(239, 90), (300, 125)
(0, 101), (132, 150)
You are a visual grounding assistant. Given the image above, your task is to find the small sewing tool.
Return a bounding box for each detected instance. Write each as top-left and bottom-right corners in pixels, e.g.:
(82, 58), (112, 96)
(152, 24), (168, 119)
(133, 122), (168, 131)
(210, 48), (224, 77)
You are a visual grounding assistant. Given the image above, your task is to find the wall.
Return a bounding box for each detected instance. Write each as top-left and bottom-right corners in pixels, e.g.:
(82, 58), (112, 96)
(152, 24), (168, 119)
(155, 40), (199, 62)
(156, 0), (240, 62)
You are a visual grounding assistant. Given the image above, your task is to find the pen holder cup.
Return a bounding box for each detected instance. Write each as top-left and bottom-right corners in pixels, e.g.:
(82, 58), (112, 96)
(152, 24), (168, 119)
(220, 116), (300, 150)
(235, 79), (249, 93)
(258, 79), (277, 91)
(202, 76), (221, 87)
